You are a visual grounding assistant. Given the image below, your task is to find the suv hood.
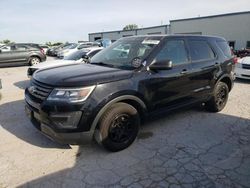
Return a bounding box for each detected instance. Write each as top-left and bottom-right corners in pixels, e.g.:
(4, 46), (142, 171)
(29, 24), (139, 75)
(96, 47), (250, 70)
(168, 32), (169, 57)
(33, 63), (133, 87)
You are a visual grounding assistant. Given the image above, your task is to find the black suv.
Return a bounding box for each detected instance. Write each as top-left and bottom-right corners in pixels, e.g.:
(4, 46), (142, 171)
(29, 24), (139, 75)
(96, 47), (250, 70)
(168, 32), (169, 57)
(25, 35), (234, 151)
(0, 43), (46, 67)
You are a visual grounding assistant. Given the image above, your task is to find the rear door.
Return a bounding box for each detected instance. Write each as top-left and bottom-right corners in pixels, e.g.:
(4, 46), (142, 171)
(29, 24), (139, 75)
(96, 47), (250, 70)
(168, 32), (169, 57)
(11, 44), (29, 62)
(187, 39), (218, 99)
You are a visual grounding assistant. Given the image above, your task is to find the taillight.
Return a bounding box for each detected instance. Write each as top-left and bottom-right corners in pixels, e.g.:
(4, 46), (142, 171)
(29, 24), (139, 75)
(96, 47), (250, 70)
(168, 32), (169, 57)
(40, 48), (45, 54)
(233, 57), (238, 64)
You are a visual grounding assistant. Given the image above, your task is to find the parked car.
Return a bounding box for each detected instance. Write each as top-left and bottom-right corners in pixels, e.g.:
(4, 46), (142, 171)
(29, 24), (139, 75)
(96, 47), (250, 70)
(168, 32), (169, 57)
(94, 38), (112, 48)
(235, 56), (250, 79)
(57, 42), (97, 59)
(55, 43), (79, 58)
(25, 35), (234, 151)
(27, 47), (103, 77)
(0, 43), (46, 67)
(46, 43), (74, 57)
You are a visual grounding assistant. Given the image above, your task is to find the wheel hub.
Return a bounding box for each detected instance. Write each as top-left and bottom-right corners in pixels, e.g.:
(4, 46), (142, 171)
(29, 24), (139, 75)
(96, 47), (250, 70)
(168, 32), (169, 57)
(109, 114), (133, 143)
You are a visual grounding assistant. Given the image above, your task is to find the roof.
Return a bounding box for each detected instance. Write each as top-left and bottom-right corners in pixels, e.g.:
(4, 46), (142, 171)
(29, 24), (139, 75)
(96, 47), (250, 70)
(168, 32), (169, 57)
(170, 11), (250, 22)
(89, 25), (169, 35)
(118, 34), (226, 41)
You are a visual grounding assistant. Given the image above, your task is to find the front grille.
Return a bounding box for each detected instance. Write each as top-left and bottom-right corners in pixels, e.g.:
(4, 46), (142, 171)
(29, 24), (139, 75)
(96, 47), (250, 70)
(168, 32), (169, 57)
(28, 80), (53, 101)
(242, 64), (250, 70)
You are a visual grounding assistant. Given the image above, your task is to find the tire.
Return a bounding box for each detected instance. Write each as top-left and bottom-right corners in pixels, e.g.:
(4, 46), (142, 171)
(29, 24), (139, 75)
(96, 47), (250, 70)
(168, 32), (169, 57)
(205, 82), (229, 112)
(29, 57), (40, 66)
(97, 102), (140, 152)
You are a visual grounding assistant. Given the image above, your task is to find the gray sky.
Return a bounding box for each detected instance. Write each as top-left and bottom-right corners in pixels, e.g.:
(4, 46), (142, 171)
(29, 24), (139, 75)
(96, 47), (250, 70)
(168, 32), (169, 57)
(0, 0), (249, 43)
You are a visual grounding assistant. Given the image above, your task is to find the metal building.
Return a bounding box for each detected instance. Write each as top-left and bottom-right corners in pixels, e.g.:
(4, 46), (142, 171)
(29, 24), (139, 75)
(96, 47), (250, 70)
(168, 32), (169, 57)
(170, 11), (250, 50)
(89, 25), (169, 42)
(88, 11), (250, 50)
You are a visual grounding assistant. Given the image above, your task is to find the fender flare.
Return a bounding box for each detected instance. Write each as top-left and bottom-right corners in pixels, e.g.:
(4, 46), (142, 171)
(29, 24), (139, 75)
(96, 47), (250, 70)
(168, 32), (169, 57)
(90, 95), (147, 132)
(216, 73), (234, 91)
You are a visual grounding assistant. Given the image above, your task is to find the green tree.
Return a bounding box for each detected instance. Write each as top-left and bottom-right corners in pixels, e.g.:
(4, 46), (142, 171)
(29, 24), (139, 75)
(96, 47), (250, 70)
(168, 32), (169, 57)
(45, 42), (52, 46)
(52, 42), (63, 46)
(1, 39), (11, 44)
(123, 24), (139, 31)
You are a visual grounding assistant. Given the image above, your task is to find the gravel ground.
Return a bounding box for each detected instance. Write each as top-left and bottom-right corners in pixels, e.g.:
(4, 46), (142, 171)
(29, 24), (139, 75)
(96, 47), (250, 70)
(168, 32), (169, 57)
(0, 63), (250, 188)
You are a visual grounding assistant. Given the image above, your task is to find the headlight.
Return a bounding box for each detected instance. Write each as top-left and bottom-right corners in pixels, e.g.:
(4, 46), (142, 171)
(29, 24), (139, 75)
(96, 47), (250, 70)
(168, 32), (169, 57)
(47, 86), (95, 102)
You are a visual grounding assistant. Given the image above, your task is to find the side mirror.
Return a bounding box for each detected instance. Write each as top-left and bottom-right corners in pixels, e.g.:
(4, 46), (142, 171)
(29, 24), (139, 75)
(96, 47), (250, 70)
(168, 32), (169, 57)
(82, 54), (89, 60)
(149, 60), (173, 71)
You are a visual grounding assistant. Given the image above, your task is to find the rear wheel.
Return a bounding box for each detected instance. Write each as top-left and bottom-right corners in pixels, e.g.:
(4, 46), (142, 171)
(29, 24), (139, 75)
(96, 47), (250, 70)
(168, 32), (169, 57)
(97, 102), (140, 152)
(205, 82), (229, 112)
(29, 57), (40, 66)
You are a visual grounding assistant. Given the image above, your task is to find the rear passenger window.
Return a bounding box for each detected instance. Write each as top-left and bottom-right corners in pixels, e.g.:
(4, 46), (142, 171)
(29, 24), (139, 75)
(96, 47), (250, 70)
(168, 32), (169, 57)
(17, 45), (28, 50)
(217, 41), (232, 58)
(189, 40), (215, 61)
(155, 40), (188, 65)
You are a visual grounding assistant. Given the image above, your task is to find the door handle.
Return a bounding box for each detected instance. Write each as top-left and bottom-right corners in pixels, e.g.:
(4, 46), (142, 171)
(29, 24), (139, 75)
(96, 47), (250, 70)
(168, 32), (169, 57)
(180, 69), (189, 74)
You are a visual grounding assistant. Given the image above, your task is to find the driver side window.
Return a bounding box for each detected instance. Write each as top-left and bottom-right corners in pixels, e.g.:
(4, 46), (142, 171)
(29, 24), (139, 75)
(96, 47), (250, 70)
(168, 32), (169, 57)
(155, 40), (188, 65)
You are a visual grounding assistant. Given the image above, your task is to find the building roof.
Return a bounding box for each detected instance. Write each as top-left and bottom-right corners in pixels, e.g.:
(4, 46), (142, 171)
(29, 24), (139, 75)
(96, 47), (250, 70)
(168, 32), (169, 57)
(89, 25), (169, 35)
(89, 11), (250, 36)
(170, 11), (250, 22)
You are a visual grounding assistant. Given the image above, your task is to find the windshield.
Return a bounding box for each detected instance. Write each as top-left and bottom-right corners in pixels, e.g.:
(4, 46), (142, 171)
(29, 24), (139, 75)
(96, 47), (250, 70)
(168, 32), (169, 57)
(90, 37), (161, 69)
(64, 50), (88, 60)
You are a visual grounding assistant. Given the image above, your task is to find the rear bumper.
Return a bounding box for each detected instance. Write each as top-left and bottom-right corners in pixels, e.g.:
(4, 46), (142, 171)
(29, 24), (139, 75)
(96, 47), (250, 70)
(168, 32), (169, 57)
(41, 55), (47, 62)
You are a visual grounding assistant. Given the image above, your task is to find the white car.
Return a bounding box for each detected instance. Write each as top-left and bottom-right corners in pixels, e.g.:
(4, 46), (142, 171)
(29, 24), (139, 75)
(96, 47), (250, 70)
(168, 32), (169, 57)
(235, 56), (250, 79)
(0, 45), (11, 52)
(27, 47), (103, 77)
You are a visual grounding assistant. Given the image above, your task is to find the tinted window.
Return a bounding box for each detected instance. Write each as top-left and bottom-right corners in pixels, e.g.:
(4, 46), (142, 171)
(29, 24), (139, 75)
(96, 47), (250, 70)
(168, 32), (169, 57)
(217, 41), (232, 58)
(189, 40), (215, 61)
(155, 40), (188, 65)
(16, 45), (28, 50)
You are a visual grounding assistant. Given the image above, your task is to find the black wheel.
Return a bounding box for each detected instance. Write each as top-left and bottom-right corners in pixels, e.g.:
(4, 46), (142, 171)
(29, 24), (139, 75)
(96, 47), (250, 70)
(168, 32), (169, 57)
(205, 82), (229, 112)
(97, 102), (140, 152)
(29, 57), (40, 66)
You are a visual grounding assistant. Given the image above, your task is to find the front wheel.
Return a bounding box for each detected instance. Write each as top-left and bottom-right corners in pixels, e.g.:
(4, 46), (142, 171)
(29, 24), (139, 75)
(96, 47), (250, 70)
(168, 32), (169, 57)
(29, 57), (40, 66)
(97, 102), (140, 152)
(205, 82), (229, 112)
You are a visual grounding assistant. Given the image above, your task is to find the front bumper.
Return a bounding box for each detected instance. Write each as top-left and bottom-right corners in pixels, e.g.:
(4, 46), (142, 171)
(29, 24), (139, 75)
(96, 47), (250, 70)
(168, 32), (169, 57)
(25, 91), (94, 144)
(41, 123), (93, 144)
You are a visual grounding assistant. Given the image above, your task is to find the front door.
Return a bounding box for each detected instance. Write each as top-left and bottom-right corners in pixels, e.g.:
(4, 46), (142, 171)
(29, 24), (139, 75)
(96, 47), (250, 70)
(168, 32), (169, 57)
(144, 38), (193, 110)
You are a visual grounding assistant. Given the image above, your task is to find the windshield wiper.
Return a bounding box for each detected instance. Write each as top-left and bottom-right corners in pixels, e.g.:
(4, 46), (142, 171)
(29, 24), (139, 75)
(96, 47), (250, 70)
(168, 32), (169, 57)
(91, 62), (114, 67)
